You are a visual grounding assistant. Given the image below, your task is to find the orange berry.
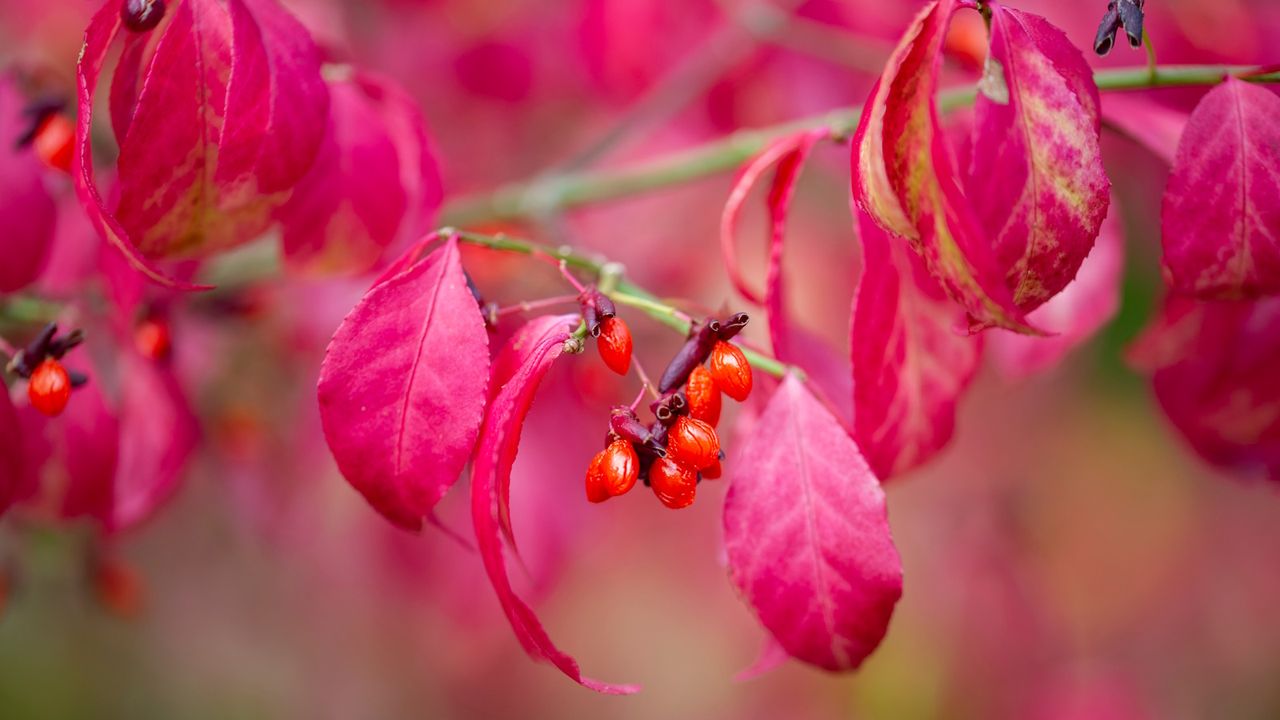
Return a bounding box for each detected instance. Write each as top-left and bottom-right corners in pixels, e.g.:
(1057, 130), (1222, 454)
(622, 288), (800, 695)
(28, 359), (71, 417)
(32, 114), (74, 174)
(596, 316), (632, 375)
(709, 341), (752, 401)
(685, 365), (721, 426)
(601, 439), (639, 496)
(92, 557), (144, 619)
(649, 457), (696, 509)
(585, 451), (610, 503)
(665, 416), (719, 470)
(701, 459), (722, 480)
(134, 318), (171, 360)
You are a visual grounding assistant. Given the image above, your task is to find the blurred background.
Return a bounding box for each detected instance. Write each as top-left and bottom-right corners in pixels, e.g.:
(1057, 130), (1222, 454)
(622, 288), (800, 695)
(2, 0), (1280, 717)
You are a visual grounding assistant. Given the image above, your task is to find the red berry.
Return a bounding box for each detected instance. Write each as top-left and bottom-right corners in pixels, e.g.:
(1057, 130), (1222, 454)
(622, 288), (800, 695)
(134, 318), (172, 360)
(585, 451), (610, 504)
(685, 365), (721, 426)
(665, 416), (719, 470)
(28, 359), (71, 417)
(32, 114), (74, 174)
(601, 439), (639, 496)
(596, 316), (632, 375)
(92, 557), (144, 619)
(649, 457), (697, 509)
(709, 341), (752, 402)
(701, 459), (723, 480)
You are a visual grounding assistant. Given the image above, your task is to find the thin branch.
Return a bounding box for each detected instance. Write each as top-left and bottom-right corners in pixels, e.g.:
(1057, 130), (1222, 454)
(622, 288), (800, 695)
(439, 64), (1280, 227)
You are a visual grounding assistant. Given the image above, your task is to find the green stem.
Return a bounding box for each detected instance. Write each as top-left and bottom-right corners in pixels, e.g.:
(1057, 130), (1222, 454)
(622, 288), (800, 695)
(439, 63), (1280, 226)
(450, 229), (793, 380)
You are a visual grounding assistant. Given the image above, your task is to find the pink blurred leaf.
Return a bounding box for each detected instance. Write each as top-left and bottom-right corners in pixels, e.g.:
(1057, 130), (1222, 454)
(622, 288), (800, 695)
(724, 374), (903, 671)
(969, 3), (1110, 313)
(0, 387), (22, 515)
(1162, 78), (1280, 299)
(852, 0), (1033, 333)
(851, 212), (981, 479)
(470, 316), (638, 694)
(991, 204), (1125, 377)
(734, 635), (790, 682)
(1101, 94), (1189, 165)
(279, 72), (441, 274)
(1129, 296), (1280, 482)
(0, 77), (56, 293)
(318, 238), (490, 531)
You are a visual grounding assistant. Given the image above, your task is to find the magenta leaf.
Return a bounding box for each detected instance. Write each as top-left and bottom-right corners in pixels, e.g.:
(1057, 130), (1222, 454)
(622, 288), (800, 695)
(317, 237), (491, 531)
(471, 316), (638, 693)
(1129, 296), (1280, 482)
(852, 0), (1034, 333)
(75, 0), (328, 287)
(279, 72), (442, 274)
(0, 76), (56, 293)
(851, 212), (982, 480)
(969, 3), (1110, 314)
(991, 203), (1125, 377)
(1101, 94), (1189, 166)
(0, 385), (22, 516)
(724, 374), (903, 671)
(1162, 78), (1280, 299)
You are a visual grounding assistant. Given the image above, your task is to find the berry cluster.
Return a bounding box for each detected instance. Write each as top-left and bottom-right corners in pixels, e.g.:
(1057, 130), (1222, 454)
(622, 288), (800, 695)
(582, 307), (753, 509)
(5, 323), (87, 417)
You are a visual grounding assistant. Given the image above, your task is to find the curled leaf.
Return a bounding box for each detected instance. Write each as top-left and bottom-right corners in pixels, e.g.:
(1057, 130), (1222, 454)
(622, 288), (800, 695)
(724, 374), (903, 671)
(851, 211), (981, 479)
(1129, 296), (1280, 483)
(852, 0), (1032, 333)
(1162, 78), (1280, 299)
(969, 3), (1110, 313)
(471, 316), (638, 693)
(318, 238), (491, 531)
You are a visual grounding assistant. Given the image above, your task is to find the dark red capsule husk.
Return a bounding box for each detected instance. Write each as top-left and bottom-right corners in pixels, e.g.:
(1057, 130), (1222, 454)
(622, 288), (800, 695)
(122, 0), (166, 32)
(716, 312), (750, 341)
(609, 407), (652, 446)
(658, 320), (720, 393)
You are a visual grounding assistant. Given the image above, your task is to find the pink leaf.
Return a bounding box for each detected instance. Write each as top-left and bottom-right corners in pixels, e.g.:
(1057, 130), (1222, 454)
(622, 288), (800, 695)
(1162, 78), (1280, 299)
(991, 203), (1125, 377)
(851, 212), (982, 480)
(1101, 95), (1188, 166)
(317, 238), (491, 531)
(1129, 296), (1280, 483)
(0, 77), (56, 293)
(110, 351), (200, 531)
(852, 0), (1034, 333)
(0, 386), (22, 516)
(969, 4), (1110, 313)
(279, 72), (441, 274)
(724, 374), (903, 671)
(470, 316), (638, 693)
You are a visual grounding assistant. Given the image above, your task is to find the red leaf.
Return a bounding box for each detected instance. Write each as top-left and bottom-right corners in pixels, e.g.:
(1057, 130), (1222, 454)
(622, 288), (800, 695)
(852, 0), (1033, 333)
(968, 4), (1110, 313)
(851, 212), (981, 479)
(1129, 296), (1280, 483)
(724, 374), (903, 671)
(0, 76), (56, 293)
(990, 203), (1125, 377)
(318, 238), (491, 531)
(1162, 78), (1280, 299)
(470, 316), (638, 693)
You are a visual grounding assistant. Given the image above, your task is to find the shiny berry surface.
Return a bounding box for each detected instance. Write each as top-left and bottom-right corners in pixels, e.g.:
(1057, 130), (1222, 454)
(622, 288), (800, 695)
(601, 439), (639, 496)
(596, 316), (632, 375)
(649, 457), (696, 509)
(585, 451), (610, 503)
(700, 459), (723, 480)
(685, 365), (721, 426)
(135, 319), (172, 360)
(665, 416), (719, 470)
(709, 341), (752, 402)
(28, 359), (71, 417)
(32, 114), (74, 174)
